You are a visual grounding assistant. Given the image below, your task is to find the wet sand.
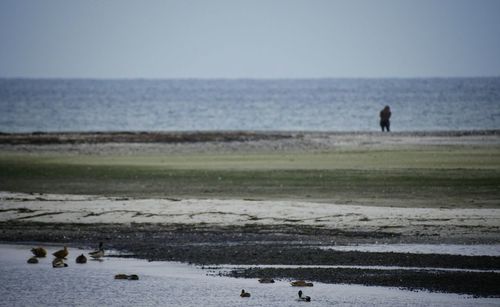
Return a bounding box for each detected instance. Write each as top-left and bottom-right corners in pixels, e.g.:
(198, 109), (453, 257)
(1, 192), (499, 241)
(1, 131), (499, 297)
(1, 130), (500, 155)
(1, 221), (500, 297)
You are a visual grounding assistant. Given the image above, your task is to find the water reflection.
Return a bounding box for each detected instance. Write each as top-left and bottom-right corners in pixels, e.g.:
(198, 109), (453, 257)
(0, 244), (497, 306)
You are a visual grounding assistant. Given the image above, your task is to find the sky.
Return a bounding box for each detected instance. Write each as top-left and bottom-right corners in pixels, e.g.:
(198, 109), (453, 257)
(0, 0), (499, 79)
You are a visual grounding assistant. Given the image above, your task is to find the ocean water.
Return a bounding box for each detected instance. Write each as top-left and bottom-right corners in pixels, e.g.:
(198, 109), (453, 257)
(0, 78), (499, 133)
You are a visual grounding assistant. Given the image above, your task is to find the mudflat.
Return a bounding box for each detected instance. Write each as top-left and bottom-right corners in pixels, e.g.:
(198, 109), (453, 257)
(1, 131), (499, 296)
(1, 130), (500, 207)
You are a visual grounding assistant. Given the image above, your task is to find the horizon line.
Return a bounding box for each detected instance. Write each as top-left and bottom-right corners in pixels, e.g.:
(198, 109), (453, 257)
(1, 75), (500, 81)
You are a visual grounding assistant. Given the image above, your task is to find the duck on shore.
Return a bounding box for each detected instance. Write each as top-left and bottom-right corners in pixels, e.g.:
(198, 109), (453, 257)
(27, 256), (39, 264)
(89, 242), (104, 259)
(298, 290), (311, 302)
(52, 246), (68, 259)
(258, 278), (275, 283)
(31, 247), (47, 257)
(240, 289), (251, 297)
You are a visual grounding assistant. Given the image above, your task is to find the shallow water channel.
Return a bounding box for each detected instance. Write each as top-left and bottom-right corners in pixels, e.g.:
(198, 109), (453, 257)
(320, 244), (500, 257)
(0, 244), (498, 306)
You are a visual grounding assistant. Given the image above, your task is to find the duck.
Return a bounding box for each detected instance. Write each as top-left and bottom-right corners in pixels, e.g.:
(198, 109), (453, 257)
(76, 254), (87, 264)
(31, 247), (47, 257)
(258, 278), (275, 283)
(52, 258), (68, 268)
(52, 246), (68, 259)
(298, 290), (311, 302)
(240, 289), (251, 297)
(89, 242), (104, 259)
(114, 274), (139, 280)
(27, 256), (39, 264)
(128, 274), (139, 280)
(291, 280), (314, 287)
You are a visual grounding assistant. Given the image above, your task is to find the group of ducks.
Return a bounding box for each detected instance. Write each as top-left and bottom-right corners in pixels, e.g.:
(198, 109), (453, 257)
(240, 279), (312, 302)
(28, 242), (105, 267)
(28, 243), (312, 301)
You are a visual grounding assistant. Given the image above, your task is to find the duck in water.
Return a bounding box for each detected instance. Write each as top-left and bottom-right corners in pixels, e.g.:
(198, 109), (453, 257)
(52, 258), (68, 268)
(76, 254), (87, 264)
(291, 280), (314, 287)
(52, 246), (68, 259)
(31, 247), (47, 257)
(258, 278), (275, 283)
(298, 290), (311, 302)
(89, 242), (104, 259)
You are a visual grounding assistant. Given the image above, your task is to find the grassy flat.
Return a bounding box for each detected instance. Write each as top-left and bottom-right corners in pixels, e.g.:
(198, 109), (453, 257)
(1, 146), (499, 208)
(3, 146), (500, 170)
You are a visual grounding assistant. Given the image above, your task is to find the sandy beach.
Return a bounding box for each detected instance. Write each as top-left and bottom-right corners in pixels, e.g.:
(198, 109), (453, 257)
(1, 131), (499, 296)
(1, 191), (499, 242)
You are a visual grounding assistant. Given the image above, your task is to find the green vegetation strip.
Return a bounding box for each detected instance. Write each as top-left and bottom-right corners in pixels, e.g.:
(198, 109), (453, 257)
(6, 147), (500, 170)
(1, 149), (499, 208)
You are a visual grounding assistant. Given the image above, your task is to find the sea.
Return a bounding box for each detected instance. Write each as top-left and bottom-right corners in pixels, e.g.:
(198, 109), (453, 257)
(0, 78), (499, 133)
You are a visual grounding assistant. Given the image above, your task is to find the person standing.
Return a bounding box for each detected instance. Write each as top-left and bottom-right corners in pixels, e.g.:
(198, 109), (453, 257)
(380, 105), (391, 132)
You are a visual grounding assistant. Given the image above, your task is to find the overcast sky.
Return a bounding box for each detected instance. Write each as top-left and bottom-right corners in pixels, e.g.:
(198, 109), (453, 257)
(1, 0), (499, 79)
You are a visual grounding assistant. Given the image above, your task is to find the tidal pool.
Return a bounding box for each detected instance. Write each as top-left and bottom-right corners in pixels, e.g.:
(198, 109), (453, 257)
(320, 244), (500, 256)
(0, 244), (498, 306)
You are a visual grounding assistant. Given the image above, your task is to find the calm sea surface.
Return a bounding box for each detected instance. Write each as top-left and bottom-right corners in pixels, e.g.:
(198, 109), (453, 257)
(0, 78), (499, 132)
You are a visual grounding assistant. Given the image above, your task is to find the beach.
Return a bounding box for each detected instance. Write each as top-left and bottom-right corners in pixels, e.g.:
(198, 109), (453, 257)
(2, 1), (500, 304)
(1, 131), (500, 297)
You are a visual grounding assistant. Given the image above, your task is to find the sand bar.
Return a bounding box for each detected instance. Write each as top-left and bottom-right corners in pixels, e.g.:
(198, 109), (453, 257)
(2, 191), (499, 241)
